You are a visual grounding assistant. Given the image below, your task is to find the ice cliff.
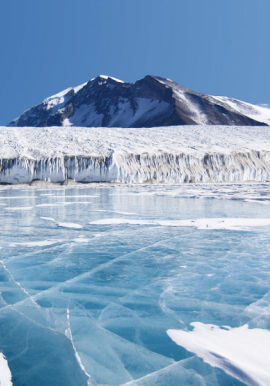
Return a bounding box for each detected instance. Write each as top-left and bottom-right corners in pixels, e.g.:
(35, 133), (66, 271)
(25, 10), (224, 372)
(2, 150), (270, 185)
(1, 125), (270, 184)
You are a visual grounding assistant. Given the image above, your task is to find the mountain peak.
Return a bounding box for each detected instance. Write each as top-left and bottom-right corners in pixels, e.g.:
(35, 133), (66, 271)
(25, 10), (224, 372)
(8, 76), (270, 128)
(91, 75), (124, 84)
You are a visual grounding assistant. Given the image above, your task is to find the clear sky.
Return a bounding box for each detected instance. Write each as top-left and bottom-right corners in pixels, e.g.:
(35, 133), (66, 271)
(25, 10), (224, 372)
(1, 0), (270, 125)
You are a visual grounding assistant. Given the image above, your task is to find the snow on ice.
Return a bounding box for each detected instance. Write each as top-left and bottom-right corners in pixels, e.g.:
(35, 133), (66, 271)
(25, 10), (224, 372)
(167, 323), (270, 386)
(0, 353), (12, 386)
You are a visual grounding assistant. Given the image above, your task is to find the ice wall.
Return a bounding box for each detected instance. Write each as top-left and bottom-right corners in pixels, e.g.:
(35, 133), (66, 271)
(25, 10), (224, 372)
(1, 150), (270, 184)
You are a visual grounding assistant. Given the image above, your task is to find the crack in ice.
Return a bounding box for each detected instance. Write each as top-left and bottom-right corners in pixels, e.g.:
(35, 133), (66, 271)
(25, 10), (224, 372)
(65, 309), (94, 386)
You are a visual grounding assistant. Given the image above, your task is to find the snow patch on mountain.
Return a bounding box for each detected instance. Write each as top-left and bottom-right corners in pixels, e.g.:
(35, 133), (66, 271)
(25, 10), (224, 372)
(98, 75), (124, 83)
(214, 96), (270, 126)
(106, 98), (171, 128)
(71, 104), (103, 127)
(44, 82), (88, 112)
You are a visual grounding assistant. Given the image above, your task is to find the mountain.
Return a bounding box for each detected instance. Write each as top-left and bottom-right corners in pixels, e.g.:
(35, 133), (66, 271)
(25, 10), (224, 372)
(8, 75), (270, 127)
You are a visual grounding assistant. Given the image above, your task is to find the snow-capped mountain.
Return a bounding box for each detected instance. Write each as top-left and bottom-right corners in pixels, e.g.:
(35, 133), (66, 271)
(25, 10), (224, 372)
(8, 75), (270, 127)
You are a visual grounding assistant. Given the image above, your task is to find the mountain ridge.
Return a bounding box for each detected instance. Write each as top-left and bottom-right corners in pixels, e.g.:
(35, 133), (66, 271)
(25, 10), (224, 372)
(8, 75), (270, 128)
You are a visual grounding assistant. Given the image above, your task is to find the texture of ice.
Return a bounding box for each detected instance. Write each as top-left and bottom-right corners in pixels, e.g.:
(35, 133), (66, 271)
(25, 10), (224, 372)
(90, 217), (270, 230)
(1, 125), (270, 184)
(167, 323), (270, 386)
(1, 184), (270, 385)
(0, 353), (12, 386)
(4, 206), (33, 211)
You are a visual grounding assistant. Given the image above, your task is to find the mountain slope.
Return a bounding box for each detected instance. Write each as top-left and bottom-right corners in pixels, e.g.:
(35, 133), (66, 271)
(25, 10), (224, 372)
(8, 75), (270, 127)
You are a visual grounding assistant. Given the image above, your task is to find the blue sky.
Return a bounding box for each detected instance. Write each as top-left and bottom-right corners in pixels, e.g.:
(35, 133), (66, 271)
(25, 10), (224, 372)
(0, 0), (269, 124)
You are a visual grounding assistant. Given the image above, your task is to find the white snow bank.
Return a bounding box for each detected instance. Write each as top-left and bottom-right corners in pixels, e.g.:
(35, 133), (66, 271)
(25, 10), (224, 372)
(0, 353), (12, 386)
(1, 125), (270, 184)
(167, 322), (270, 386)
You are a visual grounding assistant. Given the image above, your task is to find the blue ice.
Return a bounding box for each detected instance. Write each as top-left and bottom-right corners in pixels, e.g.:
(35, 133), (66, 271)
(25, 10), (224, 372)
(0, 185), (270, 385)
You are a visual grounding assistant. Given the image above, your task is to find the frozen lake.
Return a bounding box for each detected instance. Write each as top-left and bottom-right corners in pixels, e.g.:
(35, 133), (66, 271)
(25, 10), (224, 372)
(1, 183), (270, 385)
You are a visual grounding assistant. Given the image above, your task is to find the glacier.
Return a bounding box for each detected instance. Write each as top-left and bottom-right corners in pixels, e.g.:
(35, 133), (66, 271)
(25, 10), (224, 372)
(1, 125), (270, 184)
(1, 184), (270, 385)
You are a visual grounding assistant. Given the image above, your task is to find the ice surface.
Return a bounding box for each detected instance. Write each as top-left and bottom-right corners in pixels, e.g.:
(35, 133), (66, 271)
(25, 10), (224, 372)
(10, 240), (62, 247)
(90, 217), (270, 230)
(4, 206), (33, 211)
(0, 185), (270, 385)
(65, 309), (92, 384)
(1, 125), (270, 184)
